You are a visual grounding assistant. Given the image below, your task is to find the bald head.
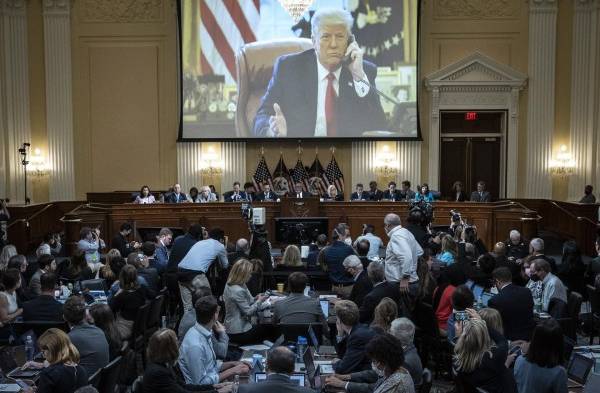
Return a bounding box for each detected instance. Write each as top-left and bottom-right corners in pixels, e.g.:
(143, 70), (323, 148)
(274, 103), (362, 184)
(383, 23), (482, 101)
(267, 346), (295, 374)
(384, 213), (401, 235)
(236, 238), (249, 254)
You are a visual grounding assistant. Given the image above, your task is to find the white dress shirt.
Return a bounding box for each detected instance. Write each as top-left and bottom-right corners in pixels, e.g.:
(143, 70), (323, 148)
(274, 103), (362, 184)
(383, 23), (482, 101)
(314, 61), (370, 137)
(384, 226), (423, 283)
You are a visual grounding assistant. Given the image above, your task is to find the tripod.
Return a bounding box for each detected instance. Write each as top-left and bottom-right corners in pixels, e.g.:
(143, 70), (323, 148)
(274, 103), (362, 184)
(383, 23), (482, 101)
(18, 143), (30, 204)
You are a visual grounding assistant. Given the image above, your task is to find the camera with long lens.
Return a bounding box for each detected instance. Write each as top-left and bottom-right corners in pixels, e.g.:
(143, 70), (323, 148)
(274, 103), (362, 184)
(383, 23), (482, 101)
(408, 200), (434, 227)
(241, 202), (253, 222)
(450, 209), (462, 222)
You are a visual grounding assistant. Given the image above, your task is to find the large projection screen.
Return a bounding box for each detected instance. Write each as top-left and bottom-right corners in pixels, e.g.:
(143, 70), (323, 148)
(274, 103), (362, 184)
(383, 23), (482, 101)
(179, 0), (420, 140)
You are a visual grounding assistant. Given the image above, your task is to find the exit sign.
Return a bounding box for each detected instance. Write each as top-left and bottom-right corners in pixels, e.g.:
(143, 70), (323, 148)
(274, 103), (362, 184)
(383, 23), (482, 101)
(465, 112), (478, 121)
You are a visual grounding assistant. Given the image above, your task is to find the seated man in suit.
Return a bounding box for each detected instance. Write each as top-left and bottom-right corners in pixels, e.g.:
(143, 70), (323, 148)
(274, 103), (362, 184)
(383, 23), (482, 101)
(29, 254), (57, 297)
(398, 180), (416, 201)
(273, 272), (329, 333)
(333, 300), (377, 374)
(22, 272), (63, 321)
(579, 184), (596, 204)
(256, 183), (276, 201)
(359, 261), (401, 323)
(367, 181), (383, 201)
(164, 183), (187, 203)
(244, 182), (256, 202)
(488, 267), (535, 341)
(239, 346), (314, 393)
(341, 255), (372, 307)
(253, 8), (387, 138)
(470, 180), (491, 202)
(381, 181), (401, 201)
(350, 183), (368, 201)
(289, 182), (308, 199)
(223, 181), (247, 202)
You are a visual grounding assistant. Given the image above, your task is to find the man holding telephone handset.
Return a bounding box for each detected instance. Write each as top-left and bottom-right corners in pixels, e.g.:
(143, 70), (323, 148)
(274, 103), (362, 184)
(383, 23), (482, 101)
(253, 8), (387, 138)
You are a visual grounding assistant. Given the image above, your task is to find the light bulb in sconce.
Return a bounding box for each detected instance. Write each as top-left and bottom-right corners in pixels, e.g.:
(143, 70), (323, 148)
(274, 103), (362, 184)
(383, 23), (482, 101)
(28, 148), (48, 178)
(200, 146), (223, 176)
(550, 144), (575, 176)
(374, 145), (398, 178)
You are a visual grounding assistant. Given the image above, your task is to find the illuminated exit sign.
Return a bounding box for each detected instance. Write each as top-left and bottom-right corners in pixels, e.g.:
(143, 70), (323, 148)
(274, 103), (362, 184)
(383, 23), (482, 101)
(465, 112), (478, 121)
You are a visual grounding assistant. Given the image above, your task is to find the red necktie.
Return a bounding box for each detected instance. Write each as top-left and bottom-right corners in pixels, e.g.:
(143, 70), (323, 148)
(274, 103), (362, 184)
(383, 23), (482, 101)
(325, 73), (337, 137)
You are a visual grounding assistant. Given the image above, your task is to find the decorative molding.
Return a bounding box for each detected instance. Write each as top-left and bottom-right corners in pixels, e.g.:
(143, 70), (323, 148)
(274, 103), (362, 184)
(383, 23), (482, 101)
(425, 51), (526, 197)
(524, 0), (557, 198)
(0, 0), (26, 14)
(434, 0), (519, 19)
(80, 0), (162, 23)
(42, 0), (70, 14)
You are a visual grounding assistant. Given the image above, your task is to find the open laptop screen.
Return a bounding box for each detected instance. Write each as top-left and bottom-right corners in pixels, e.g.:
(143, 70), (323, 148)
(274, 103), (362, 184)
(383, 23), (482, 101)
(568, 353), (594, 384)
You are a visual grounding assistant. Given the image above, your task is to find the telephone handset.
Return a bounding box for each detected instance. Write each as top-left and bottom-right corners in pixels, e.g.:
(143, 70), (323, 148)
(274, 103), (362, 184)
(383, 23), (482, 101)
(342, 34), (356, 66)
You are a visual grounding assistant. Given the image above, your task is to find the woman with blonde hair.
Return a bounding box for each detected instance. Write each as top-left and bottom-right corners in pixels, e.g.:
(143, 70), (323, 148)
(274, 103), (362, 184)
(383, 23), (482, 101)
(323, 184), (344, 201)
(437, 234), (458, 265)
(371, 297), (398, 333)
(223, 259), (268, 345)
(22, 328), (88, 393)
(280, 244), (304, 268)
(0, 244), (17, 271)
(453, 309), (516, 393)
(478, 307), (504, 336)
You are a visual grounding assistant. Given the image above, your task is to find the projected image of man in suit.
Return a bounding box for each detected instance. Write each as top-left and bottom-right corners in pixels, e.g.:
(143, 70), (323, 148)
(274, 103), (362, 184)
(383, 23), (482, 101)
(253, 8), (387, 138)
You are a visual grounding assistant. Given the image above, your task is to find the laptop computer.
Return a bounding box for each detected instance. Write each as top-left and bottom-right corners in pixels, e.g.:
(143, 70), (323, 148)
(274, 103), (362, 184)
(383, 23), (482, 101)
(567, 353), (595, 388)
(308, 325), (336, 356)
(320, 300), (329, 318)
(254, 372), (305, 386)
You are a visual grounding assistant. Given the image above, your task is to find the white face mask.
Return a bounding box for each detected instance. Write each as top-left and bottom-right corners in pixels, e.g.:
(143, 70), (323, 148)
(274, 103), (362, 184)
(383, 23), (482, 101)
(344, 238), (352, 246)
(371, 362), (385, 377)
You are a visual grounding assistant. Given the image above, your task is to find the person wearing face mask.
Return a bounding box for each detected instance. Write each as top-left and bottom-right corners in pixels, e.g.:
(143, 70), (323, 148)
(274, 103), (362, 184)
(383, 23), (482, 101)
(342, 255), (372, 307)
(526, 259), (567, 317)
(323, 224), (357, 297)
(487, 267), (535, 341)
(325, 333), (415, 393)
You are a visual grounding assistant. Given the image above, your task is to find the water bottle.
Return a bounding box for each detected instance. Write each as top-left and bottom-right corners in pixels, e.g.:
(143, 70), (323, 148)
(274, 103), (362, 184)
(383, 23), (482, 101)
(232, 374), (239, 393)
(296, 336), (307, 362)
(25, 336), (34, 362)
(161, 315), (167, 329)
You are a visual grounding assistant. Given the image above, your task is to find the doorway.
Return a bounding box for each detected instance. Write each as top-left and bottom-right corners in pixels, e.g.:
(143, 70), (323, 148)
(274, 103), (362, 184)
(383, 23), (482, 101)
(439, 111), (506, 200)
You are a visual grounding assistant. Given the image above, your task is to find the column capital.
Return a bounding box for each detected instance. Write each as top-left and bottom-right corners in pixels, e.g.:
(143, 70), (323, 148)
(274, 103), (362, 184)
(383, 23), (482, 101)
(0, 0), (26, 15)
(43, 0), (70, 16)
(529, 0), (558, 13)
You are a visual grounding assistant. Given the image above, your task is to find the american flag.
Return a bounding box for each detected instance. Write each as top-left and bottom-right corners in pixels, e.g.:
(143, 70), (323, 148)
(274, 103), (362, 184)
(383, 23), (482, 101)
(252, 155), (273, 192)
(307, 157), (328, 196)
(272, 155), (292, 196)
(325, 155), (345, 193)
(290, 159), (310, 192)
(199, 0), (260, 84)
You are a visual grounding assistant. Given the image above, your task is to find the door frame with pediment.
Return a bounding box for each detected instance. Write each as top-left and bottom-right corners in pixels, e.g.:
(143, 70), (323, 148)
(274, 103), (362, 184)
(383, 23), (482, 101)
(425, 52), (527, 198)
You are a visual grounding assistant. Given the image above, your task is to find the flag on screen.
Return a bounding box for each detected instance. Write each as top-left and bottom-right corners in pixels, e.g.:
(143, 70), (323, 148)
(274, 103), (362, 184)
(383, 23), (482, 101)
(307, 157), (327, 196)
(325, 155), (345, 193)
(199, 0), (260, 84)
(290, 159), (310, 192)
(272, 155), (291, 196)
(252, 155), (273, 192)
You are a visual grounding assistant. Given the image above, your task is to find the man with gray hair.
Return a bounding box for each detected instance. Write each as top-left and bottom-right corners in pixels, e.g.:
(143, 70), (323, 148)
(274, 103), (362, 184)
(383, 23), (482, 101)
(383, 213), (423, 308)
(390, 317), (423, 386)
(527, 258), (567, 315)
(359, 260), (401, 323)
(529, 237), (557, 273)
(253, 7), (386, 138)
(506, 229), (528, 259)
(342, 255), (372, 307)
(229, 238), (250, 265)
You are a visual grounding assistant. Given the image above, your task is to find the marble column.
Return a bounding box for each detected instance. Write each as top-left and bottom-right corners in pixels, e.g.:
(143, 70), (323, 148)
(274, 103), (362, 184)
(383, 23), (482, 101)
(43, 0), (75, 201)
(351, 141), (377, 188)
(525, 0), (557, 198)
(176, 142), (202, 193)
(0, 0), (31, 203)
(221, 141), (246, 195)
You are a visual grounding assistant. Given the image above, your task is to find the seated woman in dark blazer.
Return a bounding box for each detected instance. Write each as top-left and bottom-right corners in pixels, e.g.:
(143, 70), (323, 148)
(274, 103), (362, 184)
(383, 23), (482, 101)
(450, 181), (468, 202)
(143, 328), (226, 393)
(22, 328), (88, 393)
(322, 185), (344, 201)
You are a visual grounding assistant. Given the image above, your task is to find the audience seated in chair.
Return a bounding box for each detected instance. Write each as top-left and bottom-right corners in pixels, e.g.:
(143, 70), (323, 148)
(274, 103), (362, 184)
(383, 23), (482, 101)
(370, 297), (397, 334)
(89, 303), (122, 361)
(22, 272), (63, 322)
(359, 261), (401, 324)
(333, 300), (377, 374)
(343, 255), (372, 307)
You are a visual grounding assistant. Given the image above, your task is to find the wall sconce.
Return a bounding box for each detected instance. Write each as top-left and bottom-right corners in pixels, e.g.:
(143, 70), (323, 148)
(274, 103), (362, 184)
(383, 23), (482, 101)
(27, 148), (48, 179)
(278, 0), (314, 22)
(374, 145), (398, 178)
(200, 147), (223, 177)
(549, 144), (575, 177)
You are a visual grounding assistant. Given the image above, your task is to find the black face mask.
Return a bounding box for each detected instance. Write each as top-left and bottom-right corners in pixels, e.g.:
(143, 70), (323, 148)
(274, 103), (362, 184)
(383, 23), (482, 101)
(530, 273), (540, 282)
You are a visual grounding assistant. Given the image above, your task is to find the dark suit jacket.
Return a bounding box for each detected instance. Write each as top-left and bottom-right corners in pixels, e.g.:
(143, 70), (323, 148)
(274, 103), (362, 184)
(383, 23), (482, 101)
(350, 192), (369, 201)
(256, 191), (276, 201)
(165, 192), (187, 203)
(287, 191), (308, 199)
(239, 374), (315, 393)
(470, 191), (491, 202)
(223, 191), (247, 202)
(322, 194), (344, 201)
(348, 270), (373, 307)
(334, 324), (377, 374)
(142, 362), (216, 393)
(488, 283), (535, 341)
(111, 233), (133, 259)
(359, 281), (401, 323)
(253, 49), (387, 137)
(449, 191), (468, 202)
(382, 190), (401, 201)
(368, 190), (383, 201)
(22, 295), (63, 322)
(167, 233), (198, 272)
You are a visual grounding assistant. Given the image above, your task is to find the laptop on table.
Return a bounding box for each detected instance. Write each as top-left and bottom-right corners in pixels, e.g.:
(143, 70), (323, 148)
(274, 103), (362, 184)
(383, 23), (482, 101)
(308, 325), (336, 356)
(567, 353), (595, 388)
